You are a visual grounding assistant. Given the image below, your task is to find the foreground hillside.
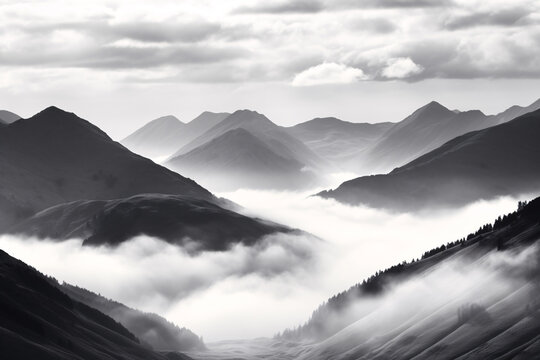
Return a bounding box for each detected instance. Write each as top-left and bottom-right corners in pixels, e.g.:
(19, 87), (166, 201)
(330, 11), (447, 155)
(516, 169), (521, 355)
(318, 109), (540, 210)
(0, 249), (192, 360)
(61, 284), (205, 352)
(273, 197), (540, 360)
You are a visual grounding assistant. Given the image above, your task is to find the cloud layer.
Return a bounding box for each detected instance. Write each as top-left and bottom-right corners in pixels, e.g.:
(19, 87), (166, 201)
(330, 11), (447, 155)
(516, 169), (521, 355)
(0, 186), (523, 341)
(0, 0), (538, 86)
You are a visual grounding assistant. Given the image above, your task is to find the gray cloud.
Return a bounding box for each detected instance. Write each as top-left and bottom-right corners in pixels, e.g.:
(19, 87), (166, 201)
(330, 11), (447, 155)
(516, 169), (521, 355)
(234, 0), (324, 14)
(443, 7), (531, 30)
(332, 0), (453, 9)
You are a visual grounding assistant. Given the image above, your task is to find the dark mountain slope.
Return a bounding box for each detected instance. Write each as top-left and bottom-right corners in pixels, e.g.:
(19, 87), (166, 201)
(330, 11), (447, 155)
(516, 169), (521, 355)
(0, 249), (184, 360)
(167, 128), (317, 191)
(121, 111), (230, 159)
(286, 117), (392, 169)
(121, 115), (186, 159)
(0, 110), (20, 125)
(362, 98), (540, 173)
(0, 106), (214, 229)
(318, 109), (540, 210)
(279, 197), (540, 360)
(9, 193), (291, 251)
(61, 283), (205, 352)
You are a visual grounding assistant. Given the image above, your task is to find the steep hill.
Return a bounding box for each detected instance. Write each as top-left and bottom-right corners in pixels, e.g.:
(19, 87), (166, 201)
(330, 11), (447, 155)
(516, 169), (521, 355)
(318, 109), (540, 211)
(0, 106), (214, 229)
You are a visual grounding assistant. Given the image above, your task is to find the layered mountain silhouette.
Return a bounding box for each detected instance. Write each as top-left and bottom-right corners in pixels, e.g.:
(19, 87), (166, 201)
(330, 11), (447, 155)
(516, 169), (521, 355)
(285, 117), (392, 170)
(0, 106), (215, 229)
(167, 110), (325, 191)
(10, 194), (291, 251)
(0, 249), (193, 360)
(318, 109), (540, 210)
(122, 112), (230, 159)
(61, 283), (205, 352)
(360, 98), (540, 173)
(278, 197), (540, 359)
(0, 110), (20, 125)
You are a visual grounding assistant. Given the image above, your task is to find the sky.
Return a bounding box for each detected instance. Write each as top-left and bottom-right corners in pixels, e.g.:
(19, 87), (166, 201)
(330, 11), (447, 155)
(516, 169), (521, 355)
(1, 0), (539, 138)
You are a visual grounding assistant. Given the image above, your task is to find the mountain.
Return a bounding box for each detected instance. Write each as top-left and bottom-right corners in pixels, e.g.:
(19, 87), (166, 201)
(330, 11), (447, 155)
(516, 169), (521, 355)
(121, 115), (186, 159)
(61, 283), (205, 352)
(0, 249), (189, 360)
(0, 106), (214, 229)
(122, 112), (230, 159)
(166, 128), (317, 191)
(318, 109), (540, 211)
(0, 110), (21, 125)
(9, 193), (291, 251)
(361, 98), (540, 173)
(166, 110), (326, 190)
(278, 197), (540, 359)
(285, 117), (393, 170)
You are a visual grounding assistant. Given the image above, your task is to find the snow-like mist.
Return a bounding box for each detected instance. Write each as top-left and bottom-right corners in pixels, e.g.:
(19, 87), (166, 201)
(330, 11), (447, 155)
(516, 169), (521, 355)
(0, 188), (525, 341)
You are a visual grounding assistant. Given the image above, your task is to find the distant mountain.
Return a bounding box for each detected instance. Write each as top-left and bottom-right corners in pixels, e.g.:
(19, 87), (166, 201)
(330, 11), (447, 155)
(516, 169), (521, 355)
(318, 109), (540, 210)
(0, 110), (21, 125)
(279, 197), (540, 359)
(361, 98), (540, 173)
(0, 249), (187, 360)
(286, 117), (393, 170)
(0, 106), (215, 229)
(10, 193), (291, 251)
(122, 112), (230, 159)
(167, 128), (317, 191)
(167, 110), (326, 190)
(122, 115), (186, 159)
(61, 283), (205, 352)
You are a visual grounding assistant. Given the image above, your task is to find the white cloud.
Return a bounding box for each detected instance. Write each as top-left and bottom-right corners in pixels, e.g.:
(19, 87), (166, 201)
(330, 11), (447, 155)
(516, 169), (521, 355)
(382, 57), (424, 79)
(292, 62), (367, 86)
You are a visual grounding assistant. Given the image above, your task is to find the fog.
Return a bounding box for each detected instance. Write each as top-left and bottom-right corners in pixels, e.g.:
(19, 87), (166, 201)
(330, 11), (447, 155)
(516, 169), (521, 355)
(0, 187), (524, 342)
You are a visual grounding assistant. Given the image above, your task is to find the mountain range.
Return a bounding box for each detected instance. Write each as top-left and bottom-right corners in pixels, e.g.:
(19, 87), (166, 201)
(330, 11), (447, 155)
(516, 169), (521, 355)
(0, 106), (294, 251)
(122, 112), (230, 160)
(166, 110), (325, 191)
(285, 117), (393, 171)
(318, 108), (540, 210)
(358, 98), (540, 173)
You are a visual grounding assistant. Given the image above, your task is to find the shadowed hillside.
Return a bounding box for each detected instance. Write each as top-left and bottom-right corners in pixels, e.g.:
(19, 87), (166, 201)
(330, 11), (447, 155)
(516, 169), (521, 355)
(318, 109), (540, 210)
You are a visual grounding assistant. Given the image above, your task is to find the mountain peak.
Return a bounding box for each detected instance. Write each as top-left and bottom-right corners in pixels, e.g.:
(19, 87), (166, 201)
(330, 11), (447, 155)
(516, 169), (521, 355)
(150, 115), (184, 126)
(38, 105), (75, 118)
(423, 101), (450, 112)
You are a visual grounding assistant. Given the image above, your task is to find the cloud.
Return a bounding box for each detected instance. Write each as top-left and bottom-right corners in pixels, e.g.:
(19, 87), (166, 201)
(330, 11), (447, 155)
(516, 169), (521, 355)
(0, 187), (522, 341)
(234, 0), (324, 14)
(443, 7), (531, 30)
(292, 62), (367, 86)
(333, 0), (454, 9)
(382, 57), (424, 79)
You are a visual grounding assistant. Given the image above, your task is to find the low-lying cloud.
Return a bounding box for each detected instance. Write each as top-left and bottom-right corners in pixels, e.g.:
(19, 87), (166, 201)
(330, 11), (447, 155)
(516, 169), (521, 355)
(0, 185), (525, 341)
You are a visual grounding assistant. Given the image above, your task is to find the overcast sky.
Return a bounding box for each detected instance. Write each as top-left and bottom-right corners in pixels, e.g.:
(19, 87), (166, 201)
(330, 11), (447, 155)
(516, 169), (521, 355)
(1, 0), (539, 138)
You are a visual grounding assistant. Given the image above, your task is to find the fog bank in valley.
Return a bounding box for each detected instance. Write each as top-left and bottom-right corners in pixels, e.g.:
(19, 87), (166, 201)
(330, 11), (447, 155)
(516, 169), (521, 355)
(0, 186), (527, 341)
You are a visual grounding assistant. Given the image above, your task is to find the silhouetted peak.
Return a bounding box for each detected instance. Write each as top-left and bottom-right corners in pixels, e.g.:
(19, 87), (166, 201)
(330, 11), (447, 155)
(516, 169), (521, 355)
(37, 105), (76, 118)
